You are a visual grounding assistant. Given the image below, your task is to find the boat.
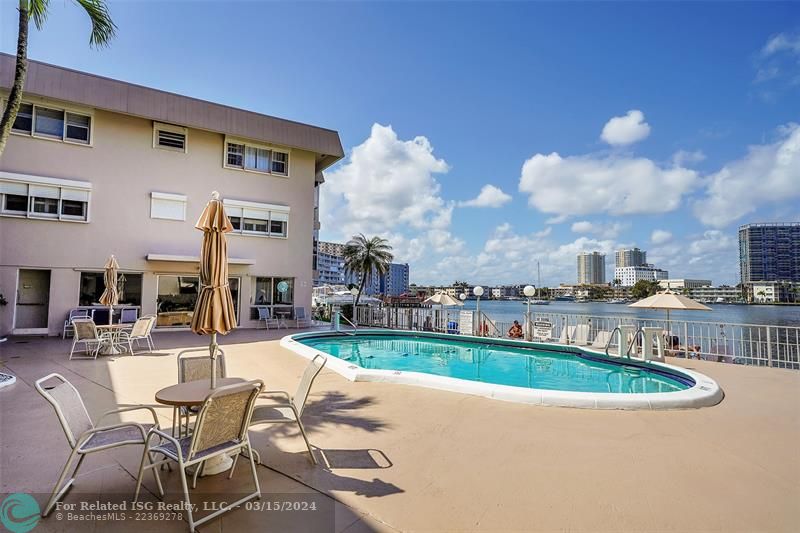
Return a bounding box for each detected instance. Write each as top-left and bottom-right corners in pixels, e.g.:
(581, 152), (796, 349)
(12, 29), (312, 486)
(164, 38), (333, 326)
(607, 298), (627, 304)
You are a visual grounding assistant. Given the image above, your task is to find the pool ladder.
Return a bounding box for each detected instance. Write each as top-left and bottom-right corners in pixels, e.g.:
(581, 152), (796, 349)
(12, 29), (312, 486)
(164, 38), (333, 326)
(604, 327), (645, 359)
(337, 313), (358, 336)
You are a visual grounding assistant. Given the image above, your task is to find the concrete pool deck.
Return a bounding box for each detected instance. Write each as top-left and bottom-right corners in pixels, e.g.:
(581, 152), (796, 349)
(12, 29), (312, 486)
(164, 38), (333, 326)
(1, 329), (798, 532)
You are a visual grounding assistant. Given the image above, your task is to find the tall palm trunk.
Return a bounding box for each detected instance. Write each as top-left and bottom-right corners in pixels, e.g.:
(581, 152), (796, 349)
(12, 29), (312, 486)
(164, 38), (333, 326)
(0, 0), (29, 156)
(355, 273), (367, 309)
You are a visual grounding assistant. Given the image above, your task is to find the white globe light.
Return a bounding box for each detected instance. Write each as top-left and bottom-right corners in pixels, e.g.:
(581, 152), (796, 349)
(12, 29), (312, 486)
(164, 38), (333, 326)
(459, 293), (467, 300)
(523, 285), (536, 297)
(350, 287), (359, 296)
(473, 286), (484, 297)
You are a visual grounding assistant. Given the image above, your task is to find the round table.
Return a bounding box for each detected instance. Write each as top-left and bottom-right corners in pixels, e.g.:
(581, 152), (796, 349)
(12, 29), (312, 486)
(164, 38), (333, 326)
(96, 323), (132, 355)
(155, 377), (246, 475)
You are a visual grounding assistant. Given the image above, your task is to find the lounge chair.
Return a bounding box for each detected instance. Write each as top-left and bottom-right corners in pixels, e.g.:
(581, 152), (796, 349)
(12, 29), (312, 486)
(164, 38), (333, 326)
(591, 330), (612, 349)
(249, 354), (326, 465)
(69, 318), (112, 360)
(135, 380), (264, 532)
(572, 324), (590, 346)
(35, 373), (162, 517)
(559, 326), (575, 344)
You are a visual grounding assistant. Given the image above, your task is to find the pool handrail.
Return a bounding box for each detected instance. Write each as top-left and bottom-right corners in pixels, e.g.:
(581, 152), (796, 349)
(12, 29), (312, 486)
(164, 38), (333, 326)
(625, 328), (645, 359)
(338, 314), (358, 336)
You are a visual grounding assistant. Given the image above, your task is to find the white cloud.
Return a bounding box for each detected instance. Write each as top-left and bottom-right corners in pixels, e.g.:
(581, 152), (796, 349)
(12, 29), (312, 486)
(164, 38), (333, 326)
(570, 220), (628, 239)
(518, 151), (698, 217)
(320, 123), (450, 238)
(600, 110), (651, 146)
(693, 123), (800, 227)
(762, 32), (800, 57)
(650, 229), (673, 245)
(458, 184), (512, 208)
(672, 149), (706, 167)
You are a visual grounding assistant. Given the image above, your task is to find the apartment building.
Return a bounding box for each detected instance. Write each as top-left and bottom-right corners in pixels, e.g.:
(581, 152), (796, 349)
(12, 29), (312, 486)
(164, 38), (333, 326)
(658, 279), (712, 290)
(739, 223), (800, 284)
(615, 265), (669, 287)
(577, 252), (606, 285)
(315, 251), (346, 285)
(615, 248), (647, 268)
(343, 263), (410, 297)
(0, 55), (343, 336)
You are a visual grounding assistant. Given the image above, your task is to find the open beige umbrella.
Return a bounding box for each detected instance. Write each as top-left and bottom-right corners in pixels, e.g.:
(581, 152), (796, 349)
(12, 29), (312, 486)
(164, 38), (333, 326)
(422, 292), (463, 307)
(191, 191), (236, 388)
(98, 254), (119, 325)
(628, 289), (711, 331)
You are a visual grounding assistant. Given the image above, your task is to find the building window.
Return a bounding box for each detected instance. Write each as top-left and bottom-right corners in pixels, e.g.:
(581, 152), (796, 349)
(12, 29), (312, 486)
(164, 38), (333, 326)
(150, 192), (187, 221)
(12, 103), (33, 133)
(156, 275), (199, 327)
(226, 142), (244, 167)
(6, 101), (91, 144)
(80, 272), (142, 306)
(153, 122), (187, 152)
(223, 136), (289, 177)
(0, 173), (91, 222)
(250, 276), (294, 319)
(223, 199), (290, 239)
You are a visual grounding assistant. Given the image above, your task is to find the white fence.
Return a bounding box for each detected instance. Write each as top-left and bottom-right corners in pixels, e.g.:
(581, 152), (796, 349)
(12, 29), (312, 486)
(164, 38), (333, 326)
(354, 306), (800, 370)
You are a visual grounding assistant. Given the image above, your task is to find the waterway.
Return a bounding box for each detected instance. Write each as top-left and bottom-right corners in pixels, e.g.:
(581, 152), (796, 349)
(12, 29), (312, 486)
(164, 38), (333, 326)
(461, 299), (800, 327)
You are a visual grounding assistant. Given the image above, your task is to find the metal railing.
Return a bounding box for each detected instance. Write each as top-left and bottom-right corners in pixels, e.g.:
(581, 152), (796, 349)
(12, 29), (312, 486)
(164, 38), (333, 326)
(354, 306), (800, 370)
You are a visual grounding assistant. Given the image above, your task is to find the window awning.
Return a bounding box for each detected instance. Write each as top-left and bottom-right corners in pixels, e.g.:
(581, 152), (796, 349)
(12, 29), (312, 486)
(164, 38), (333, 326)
(146, 253), (255, 265)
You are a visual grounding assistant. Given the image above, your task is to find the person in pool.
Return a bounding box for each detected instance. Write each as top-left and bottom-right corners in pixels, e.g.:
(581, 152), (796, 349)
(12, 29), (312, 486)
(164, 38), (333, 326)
(508, 320), (524, 338)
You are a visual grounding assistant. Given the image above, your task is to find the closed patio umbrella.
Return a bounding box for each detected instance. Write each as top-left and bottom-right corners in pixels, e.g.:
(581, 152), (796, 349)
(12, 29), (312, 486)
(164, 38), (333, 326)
(98, 255), (119, 325)
(191, 191), (236, 388)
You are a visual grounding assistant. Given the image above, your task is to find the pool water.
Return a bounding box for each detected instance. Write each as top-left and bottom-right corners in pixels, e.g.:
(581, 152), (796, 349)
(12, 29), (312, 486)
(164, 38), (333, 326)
(298, 334), (691, 394)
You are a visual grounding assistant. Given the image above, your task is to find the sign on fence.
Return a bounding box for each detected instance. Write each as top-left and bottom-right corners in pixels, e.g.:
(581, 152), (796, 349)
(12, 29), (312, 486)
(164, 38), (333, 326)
(459, 311), (474, 335)
(532, 320), (552, 340)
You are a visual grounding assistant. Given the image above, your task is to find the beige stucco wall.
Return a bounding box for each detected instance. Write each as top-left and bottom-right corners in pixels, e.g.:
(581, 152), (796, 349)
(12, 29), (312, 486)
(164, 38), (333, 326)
(0, 100), (317, 335)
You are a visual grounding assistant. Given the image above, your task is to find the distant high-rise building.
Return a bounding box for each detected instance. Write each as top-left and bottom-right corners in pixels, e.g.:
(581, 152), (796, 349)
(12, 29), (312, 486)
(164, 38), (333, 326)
(383, 263), (410, 297)
(318, 241), (346, 256)
(739, 223), (800, 284)
(615, 248), (647, 268)
(615, 265), (669, 287)
(577, 252), (606, 285)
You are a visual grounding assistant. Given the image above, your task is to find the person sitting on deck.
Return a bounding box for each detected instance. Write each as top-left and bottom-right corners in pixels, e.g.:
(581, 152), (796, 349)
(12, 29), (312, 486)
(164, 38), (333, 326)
(508, 321), (524, 339)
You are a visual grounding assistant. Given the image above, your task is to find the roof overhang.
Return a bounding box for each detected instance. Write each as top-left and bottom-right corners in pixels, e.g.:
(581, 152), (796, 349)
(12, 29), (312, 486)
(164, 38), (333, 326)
(146, 253), (254, 265)
(0, 53), (344, 169)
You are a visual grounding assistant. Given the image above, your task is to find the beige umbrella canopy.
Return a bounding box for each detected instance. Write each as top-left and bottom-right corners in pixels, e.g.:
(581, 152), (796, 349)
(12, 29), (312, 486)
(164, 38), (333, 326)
(423, 292), (464, 307)
(191, 191), (236, 388)
(98, 255), (119, 325)
(629, 290), (711, 326)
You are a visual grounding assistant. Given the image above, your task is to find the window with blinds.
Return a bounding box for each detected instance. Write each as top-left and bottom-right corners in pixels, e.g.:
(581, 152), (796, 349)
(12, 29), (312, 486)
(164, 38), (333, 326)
(6, 101), (92, 144)
(0, 174), (91, 222)
(223, 199), (290, 238)
(224, 137), (289, 177)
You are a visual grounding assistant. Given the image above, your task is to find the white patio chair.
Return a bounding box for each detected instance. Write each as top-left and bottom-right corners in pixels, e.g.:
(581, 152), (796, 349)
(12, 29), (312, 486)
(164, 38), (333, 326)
(573, 324), (590, 346)
(249, 354), (326, 465)
(119, 316), (156, 354)
(559, 325), (575, 344)
(175, 348), (227, 437)
(69, 318), (112, 360)
(35, 373), (163, 517)
(62, 309), (91, 339)
(135, 380), (264, 532)
(294, 306), (312, 328)
(257, 307), (279, 329)
(591, 330), (612, 349)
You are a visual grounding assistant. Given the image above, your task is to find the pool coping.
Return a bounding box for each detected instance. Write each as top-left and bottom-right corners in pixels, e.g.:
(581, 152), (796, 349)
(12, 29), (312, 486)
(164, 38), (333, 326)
(280, 329), (724, 410)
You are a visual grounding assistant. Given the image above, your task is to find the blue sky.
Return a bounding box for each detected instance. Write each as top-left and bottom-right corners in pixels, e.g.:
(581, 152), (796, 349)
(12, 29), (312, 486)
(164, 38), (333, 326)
(3, 2), (799, 286)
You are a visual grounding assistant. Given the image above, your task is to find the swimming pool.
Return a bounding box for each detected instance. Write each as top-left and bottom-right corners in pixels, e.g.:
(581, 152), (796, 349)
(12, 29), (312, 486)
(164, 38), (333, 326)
(282, 330), (723, 409)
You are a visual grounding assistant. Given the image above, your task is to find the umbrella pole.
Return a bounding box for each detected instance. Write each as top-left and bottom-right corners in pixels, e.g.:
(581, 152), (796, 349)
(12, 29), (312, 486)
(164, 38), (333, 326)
(210, 332), (218, 389)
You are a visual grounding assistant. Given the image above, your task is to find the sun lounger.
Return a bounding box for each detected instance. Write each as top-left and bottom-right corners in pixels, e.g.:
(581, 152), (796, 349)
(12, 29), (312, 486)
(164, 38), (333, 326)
(572, 324), (590, 346)
(591, 330), (612, 349)
(559, 326), (575, 344)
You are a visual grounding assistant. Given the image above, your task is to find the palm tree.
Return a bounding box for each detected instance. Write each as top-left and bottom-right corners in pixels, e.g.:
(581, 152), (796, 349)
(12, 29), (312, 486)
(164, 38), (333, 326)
(343, 234), (394, 308)
(0, 0), (116, 155)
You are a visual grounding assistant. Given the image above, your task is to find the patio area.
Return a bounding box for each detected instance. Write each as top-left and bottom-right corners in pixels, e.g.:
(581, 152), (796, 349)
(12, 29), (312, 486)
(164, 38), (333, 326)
(1, 328), (799, 532)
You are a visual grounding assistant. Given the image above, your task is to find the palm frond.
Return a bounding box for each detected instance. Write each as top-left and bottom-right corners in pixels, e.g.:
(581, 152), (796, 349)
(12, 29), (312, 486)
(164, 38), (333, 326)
(28, 0), (51, 31)
(73, 0), (116, 47)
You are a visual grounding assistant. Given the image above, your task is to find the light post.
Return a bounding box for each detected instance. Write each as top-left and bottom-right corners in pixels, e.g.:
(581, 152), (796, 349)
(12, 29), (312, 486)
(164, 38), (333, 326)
(473, 286), (484, 336)
(523, 285), (536, 340)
